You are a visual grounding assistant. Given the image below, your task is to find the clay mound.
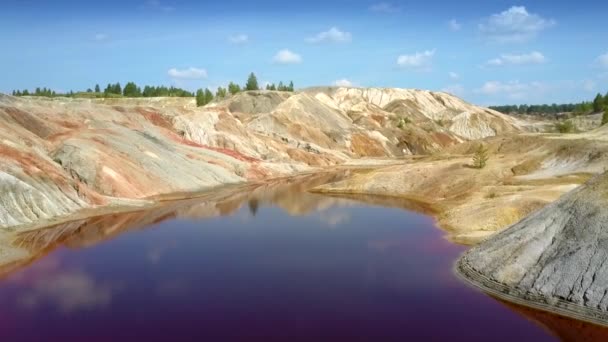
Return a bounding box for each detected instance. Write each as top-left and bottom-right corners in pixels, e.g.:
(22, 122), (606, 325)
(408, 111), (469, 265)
(304, 87), (524, 140)
(457, 172), (608, 326)
(222, 90), (292, 115)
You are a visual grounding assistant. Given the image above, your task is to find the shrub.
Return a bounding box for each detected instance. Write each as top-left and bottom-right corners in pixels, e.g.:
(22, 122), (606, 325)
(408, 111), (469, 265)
(397, 117), (411, 129)
(555, 120), (575, 133)
(472, 143), (489, 169)
(602, 108), (608, 126)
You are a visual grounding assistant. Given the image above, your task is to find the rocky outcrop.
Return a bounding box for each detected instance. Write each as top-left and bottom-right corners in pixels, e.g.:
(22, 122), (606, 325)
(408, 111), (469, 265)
(457, 172), (608, 326)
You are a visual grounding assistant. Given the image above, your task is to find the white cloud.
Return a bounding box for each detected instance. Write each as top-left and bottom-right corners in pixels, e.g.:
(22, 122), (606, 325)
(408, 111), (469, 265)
(167, 67), (208, 79)
(448, 72), (460, 80)
(396, 50), (435, 70)
(474, 80), (548, 100)
(441, 84), (465, 96)
(448, 19), (461, 31)
(484, 51), (546, 66)
(306, 27), (352, 43)
(228, 34), (249, 44)
(93, 33), (109, 42)
(369, 2), (400, 13)
(18, 271), (113, 313)
(272, 49), (302, 64)
(596, 52), (608, 69)
(143, 0), (175, 12)
(479, 6), (555, 43)
(333, 79), (354, 87)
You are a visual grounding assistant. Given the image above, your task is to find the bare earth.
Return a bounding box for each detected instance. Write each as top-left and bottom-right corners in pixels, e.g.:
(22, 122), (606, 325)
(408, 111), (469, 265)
(2, 87), (608, 325)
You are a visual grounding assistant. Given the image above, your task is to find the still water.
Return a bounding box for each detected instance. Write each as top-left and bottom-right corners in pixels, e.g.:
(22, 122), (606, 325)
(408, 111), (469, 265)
(0, 176), (570, 341)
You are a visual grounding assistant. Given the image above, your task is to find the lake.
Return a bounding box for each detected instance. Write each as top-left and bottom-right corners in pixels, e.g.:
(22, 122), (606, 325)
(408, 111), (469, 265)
(0, 174), (586, 341)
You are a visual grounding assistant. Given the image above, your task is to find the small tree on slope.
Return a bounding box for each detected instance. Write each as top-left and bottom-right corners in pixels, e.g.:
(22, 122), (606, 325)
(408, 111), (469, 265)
(472, 144), (489, 169)
(602, 108), (608, 126)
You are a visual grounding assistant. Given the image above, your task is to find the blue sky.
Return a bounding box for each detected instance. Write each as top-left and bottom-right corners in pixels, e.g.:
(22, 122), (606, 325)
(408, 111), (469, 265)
(1, 0), (607, 105)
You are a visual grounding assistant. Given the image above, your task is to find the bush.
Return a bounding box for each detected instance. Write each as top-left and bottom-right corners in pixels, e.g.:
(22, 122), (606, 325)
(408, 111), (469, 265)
(472, 143), (489, 169)
(602, 108), (608, 126)
(397, 117), (411, 129)
(555, 120), (575, 133)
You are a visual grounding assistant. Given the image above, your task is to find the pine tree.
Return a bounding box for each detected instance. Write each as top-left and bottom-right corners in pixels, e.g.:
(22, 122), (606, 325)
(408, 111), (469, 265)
(602, 108), (608, 126)
(245, 72), (259, 91)
(216, 86), (227, 99)
(95, 84), (101, 93)
(593, 93), (604, 113)
(123, 82), (141, 97)
(278, 81), (284, 91)
(228, 82), (241, 95)
(196, 89), (205, 106)
(204, 88), (214, 104)
(288, 81), (294, 92)
(472, 144), (489, 169)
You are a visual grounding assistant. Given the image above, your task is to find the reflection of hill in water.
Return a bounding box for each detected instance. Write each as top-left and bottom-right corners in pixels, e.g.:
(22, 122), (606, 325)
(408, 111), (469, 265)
(499, 299), (608, 341)
(3, 172), (429, 279)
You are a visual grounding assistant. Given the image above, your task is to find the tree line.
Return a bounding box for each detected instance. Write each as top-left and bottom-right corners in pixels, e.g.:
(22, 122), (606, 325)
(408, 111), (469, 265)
(10, 72), (295, 108)
(196, 73), (294, 106)
(490, 91), (608, 116)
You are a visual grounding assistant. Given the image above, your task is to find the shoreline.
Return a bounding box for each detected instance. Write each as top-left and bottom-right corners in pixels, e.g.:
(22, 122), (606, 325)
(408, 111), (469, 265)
(456, 252), (608, 328)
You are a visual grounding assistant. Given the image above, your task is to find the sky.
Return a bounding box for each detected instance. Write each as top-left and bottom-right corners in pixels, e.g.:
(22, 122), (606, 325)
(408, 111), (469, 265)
(1, 0), (607, 105)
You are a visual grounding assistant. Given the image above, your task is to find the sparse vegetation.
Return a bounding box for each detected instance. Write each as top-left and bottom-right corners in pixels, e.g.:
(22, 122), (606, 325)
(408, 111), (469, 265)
(602, 108), (608, 126)
(397, 117), (411, 129)
(555, 120), (575, 133)
(472, 144), (489, 169)
(434, 119), (445, 127)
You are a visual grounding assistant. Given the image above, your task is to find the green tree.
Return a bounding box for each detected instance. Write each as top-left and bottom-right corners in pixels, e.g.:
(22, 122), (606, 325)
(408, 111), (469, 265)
(245, 72), (259, 91)
(277, 81), (284, 91)
(228, 82), (241, 95)
(602, 108), (608, 126)
(204, 88), (214, 104)
(123, 82), (142, 97)
(593, 93), (604, 113)
(95, 84), (101, 93)
(472, 144), (489, 169)
(196, 89), (205, 106)
(216, 86), (227, 99)
(288, 81), (294, 92)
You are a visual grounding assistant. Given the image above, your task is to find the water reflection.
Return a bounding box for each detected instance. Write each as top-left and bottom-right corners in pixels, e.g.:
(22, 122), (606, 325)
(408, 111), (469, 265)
(0, 172), (605, 340)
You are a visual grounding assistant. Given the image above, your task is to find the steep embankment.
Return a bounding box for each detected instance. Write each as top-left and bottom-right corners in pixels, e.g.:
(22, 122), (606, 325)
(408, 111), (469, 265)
(0, 87), (522, 229)
(457, 172), (608, 326)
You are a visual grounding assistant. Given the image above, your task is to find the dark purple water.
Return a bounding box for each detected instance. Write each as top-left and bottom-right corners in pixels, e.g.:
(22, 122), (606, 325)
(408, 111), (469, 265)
(0, 196), (558, 341)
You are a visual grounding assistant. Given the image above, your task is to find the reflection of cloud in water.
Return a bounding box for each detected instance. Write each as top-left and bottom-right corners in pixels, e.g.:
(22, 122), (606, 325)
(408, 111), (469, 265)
(319, 211), (351, 228)
(146, 240), (178, 264)
(17, 270), (113, 313)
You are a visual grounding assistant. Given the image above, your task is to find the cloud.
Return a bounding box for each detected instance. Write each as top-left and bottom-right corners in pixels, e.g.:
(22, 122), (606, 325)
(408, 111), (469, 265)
(167, 67), (208, 79)
(18, 270), (114, 313)
(396, 49), (435, 70)
(479, 6), (555, 43)
(143, 0), (174, 12)
(474, 80), (548, 100)
(448, 72), (460, 80)
(93, 33), (109, 42)
(441, 84), (465, 96)
(596, 52), (608, 69)
(306, 27), (352, 43)
(448, 19), (461, 31)
(228, 34), (249, 44)
(272, 49), (302, 64)
(484, 51), (546, 66)
(369, 2), (400, 13)
(333, 79), (354, 87)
